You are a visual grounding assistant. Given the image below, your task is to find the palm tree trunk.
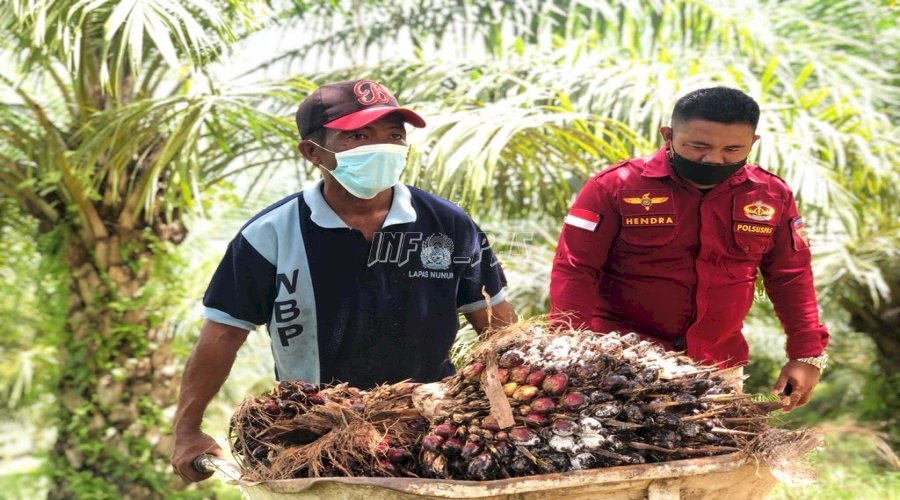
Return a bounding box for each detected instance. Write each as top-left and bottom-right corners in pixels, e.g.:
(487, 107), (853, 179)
(49, 231), (179, 498)
(842, 278), (900, 380)
(850, 309), (900, 380)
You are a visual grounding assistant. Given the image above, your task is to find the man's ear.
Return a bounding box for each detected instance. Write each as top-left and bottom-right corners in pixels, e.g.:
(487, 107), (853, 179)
(298, 140), (321, 165)
(659, 125), (673, 144)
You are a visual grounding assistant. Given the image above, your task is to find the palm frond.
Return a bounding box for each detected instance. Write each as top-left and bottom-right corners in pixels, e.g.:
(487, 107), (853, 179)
(2, 0), (272, 96)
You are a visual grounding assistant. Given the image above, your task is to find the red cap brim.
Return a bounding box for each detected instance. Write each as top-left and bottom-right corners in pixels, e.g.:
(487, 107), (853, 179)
(324, 107), (426, 131)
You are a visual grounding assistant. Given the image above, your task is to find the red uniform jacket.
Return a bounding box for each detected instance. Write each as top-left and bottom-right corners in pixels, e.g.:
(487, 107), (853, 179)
(550, 147), (829, 367)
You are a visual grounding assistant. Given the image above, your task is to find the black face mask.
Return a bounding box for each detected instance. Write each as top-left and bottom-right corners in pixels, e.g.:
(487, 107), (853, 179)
(669, 150), (746, 186)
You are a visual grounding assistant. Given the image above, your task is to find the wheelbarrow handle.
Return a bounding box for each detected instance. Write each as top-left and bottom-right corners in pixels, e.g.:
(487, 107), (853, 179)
(192, 454), (218, 474)
(192, 454), (243, 481)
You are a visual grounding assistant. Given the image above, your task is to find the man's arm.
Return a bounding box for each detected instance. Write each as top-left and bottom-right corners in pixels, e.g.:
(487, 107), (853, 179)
(171, 320), (249, 482)
(549, 175), (618, 329)
(464, 300), (517, 334)
(760, 192), (829, 412)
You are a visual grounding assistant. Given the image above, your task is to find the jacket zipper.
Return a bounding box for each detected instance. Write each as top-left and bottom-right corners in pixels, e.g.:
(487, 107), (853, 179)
(684, 191), (704, 352)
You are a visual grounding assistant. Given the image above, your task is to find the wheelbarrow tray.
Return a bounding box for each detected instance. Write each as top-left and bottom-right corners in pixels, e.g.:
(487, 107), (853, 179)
(236, 452), (776, 499)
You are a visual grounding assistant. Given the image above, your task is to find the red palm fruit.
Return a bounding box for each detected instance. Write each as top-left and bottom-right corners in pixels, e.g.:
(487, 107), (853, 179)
(307, 394), (326, 405)
(510, 456), (533, 475)
(378, 459), (398, 475)
(376, 436), (393, 456)
(461, 362), (485, 381)
(262, 401), (279, 415)
(481, 416), (501, 432)
(509, 427), (539, 446)
(433, 423), (457, 438)
(510, 365), (531, 384)
(298, 381), (319, 394)
(530, 397), (556, 414)
(498, 350), (525, 368)
(467, 452), (497, 480)
(559, 391), (587, 410)
(503, 382), (519, 397)
(442, 437), (464, 457)
(493, 441), (514, 459)
(386, 447), (412, 463)
(278, 401), (297, 418)
(251, 445), (267, 460)
(495, 431), (509, 441)
(512, 385), (539, 402)
(600, 374), (628, 391)
(496, 368), (510, 384)
(525, 413), (548, 425)
(422, 434), (445, 452)
(526, 369), (547, 386)
(517, 405), (532, 415)
(461, 441), (482, 459)
(542, 372), (569, 396)
(574, 365), (594, 380)
(406, 418), (428, 431)
(551, 419), (578, 436)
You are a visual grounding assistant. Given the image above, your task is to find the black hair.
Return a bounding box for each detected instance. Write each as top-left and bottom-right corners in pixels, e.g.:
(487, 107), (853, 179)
(672, 87), (760, 129)
(304, 127), (328, 146)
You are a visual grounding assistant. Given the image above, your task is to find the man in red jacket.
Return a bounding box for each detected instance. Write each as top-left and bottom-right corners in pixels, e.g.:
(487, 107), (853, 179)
(550, 87), (828, 411)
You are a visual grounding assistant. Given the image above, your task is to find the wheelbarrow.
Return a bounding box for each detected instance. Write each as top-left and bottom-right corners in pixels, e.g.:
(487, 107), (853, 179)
(196, 451), (777, 499)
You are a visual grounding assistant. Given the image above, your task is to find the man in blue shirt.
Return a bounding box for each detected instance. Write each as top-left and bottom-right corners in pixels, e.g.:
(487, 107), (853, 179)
(171, 79), (516, 482)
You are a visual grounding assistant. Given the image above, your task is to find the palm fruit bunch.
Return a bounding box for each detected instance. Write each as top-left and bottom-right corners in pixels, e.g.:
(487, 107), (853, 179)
(418, 326), (774, 480)
(230, 379), (427, 480)
(229, 324), (780, 481)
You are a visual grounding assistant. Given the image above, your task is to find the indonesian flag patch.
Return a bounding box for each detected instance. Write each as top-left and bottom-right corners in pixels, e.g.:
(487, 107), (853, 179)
(564, 208), (601, 231)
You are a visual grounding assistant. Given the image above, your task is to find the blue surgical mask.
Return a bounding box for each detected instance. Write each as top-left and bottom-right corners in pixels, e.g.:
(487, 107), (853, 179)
(312, 142), (409, 199)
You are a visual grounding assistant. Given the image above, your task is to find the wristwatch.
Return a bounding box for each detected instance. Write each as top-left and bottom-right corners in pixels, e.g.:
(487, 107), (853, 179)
(793, 353), (828, 371)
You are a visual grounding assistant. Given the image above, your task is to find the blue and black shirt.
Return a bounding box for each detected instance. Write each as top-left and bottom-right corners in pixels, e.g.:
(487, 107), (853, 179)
(202, 181), (507, 389)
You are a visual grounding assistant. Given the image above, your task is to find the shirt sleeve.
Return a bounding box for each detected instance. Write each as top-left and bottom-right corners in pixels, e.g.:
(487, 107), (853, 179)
(549, 174), (619, 329)
(202, 233), (277, 331)
(760, 191), (829, 358)
(456, 225), (508, 313)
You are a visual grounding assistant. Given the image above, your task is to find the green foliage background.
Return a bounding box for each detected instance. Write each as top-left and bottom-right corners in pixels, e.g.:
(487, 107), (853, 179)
(1, 0), (898, 498)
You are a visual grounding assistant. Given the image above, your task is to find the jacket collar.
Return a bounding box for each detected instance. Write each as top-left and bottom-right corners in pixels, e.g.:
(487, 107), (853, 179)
(303, 180), (417, 229)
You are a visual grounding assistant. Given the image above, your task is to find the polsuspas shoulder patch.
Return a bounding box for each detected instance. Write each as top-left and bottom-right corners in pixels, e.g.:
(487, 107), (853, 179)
(790, 216), (810, 251)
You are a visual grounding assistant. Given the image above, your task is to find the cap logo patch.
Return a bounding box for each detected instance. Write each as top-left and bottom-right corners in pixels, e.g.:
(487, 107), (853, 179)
(354, 80), (393, 105)
(623, 192), (669, 211)
(743, 200), (775, 221)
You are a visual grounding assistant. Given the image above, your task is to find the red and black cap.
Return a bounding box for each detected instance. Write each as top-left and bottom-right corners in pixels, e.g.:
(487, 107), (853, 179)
(295, 79), (426, 139)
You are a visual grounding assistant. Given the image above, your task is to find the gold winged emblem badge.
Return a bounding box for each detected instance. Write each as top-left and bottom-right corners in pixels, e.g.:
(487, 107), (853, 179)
(623, 193), (669, 211)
